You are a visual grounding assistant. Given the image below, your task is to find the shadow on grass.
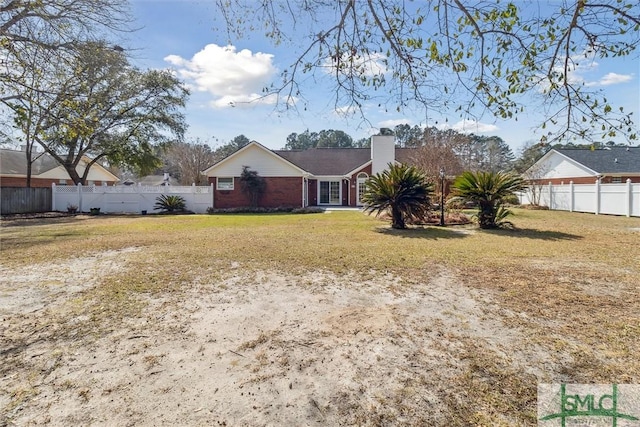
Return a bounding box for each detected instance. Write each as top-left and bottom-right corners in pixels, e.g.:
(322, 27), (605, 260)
(375, 225), (470, 240)
(0, 212), (159, 228)
(484, 227), (582, 241)
(0, 215), (84, 227)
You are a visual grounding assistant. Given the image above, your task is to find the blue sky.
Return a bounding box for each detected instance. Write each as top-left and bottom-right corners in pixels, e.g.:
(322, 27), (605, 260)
(128, 0), (640, 154)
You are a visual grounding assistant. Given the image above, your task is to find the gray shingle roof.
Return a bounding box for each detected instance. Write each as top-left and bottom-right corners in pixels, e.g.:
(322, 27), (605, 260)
(556, 147), (640, 174)
(274, 147), (417, 176)
(274, 148), (371, 175)
(0, 149), (61, 175)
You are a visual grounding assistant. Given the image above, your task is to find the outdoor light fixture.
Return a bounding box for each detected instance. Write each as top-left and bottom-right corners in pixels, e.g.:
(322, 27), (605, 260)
(439, 167), (445, 226)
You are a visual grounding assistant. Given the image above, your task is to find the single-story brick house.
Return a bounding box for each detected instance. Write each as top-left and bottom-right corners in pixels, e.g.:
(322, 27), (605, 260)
(0, 148), (119, 187)
(203, 135), (415, 208)
(525, 147), (640, 184)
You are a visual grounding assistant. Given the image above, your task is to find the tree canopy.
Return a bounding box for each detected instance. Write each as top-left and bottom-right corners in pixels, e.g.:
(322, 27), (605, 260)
(6, 42), (188, 185)
(0, 0), (131, 102)
(212, 134), (252, 159)
(215, 0), (639, 143)
(283, 129), (358, 150)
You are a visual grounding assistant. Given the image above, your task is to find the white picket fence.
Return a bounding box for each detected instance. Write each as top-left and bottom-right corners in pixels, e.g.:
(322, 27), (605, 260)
(52, 183), (213, 214)
(518, 179), (640, 217)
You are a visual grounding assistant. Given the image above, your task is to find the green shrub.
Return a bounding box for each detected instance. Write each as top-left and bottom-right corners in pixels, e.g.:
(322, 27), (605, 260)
(291, 207), (325, 214)
(205, 206), (326, 214)
(502, 194), (521, 206)
(240, 166), (266, 207)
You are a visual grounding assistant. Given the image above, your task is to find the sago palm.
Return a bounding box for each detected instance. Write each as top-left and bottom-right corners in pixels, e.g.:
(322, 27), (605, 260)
(451, 171), (525, 229)
(154, 194), (186, 212)
(362, 163), (433, 229)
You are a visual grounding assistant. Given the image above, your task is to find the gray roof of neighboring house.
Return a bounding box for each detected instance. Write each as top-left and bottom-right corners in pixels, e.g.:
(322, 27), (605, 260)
(0, 149), (61, 175)
(556, 147), (640, 174)
(135, 175), (180, 186)
(274, 147), (417, 176)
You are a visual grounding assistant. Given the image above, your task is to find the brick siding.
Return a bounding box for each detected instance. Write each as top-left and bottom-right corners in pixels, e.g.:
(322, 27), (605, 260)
(210, 177), (303, 208)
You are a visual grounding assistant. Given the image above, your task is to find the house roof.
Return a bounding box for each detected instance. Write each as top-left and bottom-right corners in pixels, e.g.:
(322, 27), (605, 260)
(274, 148), (371, 175)
(274, 147), (417, 176)
(0, 148), (119, 181)
(1, 149), (61, 175)
(135, 175), (181, 186)
(555, 147), (640, 174)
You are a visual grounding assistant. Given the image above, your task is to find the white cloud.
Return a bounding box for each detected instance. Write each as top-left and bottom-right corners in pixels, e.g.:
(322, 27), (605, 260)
(211, 93), (281, 109)
(440, 119), (498, 134)
(378, 118), (411, 128)
(165, 44), (278, 108)
(537, 50), (599, 92)
(594, 72), (633, 86)
(537, 52), (633, 90)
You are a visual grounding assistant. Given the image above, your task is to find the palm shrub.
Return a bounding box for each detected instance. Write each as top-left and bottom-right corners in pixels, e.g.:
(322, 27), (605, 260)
(362, 163), (433, 229)
(451, 171), (525, 229)
(154, 194), (186, 212)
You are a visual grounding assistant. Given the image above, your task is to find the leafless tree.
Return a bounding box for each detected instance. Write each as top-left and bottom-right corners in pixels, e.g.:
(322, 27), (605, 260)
(164, 140), (218, 185)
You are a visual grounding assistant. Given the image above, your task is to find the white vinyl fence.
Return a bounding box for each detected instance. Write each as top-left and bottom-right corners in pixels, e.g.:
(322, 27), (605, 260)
(518, 179), (639, 217)
(53, 183), (213, 214)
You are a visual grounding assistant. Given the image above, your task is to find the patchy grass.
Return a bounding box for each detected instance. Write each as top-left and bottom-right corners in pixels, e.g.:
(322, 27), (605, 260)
(1, 209), (639, 425)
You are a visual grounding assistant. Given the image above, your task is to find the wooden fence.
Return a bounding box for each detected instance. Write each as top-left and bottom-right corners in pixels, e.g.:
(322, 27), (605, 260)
(1, 187), (52, 215)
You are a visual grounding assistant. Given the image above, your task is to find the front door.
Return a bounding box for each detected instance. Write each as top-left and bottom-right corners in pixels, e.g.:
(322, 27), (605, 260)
(356, 173), (368, 206)
(319, 181), (341, 205)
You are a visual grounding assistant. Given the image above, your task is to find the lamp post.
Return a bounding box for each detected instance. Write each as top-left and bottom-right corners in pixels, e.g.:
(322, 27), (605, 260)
(439, 167), (445, 226)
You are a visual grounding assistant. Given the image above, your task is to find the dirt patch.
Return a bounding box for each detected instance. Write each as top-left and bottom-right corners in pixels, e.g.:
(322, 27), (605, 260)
(0, 247), (140, 314)
(0, 251), (555, 426)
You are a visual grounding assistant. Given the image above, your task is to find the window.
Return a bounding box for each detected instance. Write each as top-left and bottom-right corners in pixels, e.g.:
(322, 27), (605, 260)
(612, 177), (622, 183)
(217, 177), (234, 190)
(58, 179), (67, 185)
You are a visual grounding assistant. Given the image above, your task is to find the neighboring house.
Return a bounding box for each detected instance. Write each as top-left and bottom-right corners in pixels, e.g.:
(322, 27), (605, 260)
(525, 147), (640, 184)
(121, 173), (180, 186)
(203, 135), (415, 208)
(0, 148), (119, 187)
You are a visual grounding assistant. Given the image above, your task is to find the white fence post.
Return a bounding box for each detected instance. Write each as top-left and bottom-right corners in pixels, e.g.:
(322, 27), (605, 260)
(52, 183), (56, 211)
(548, 182), (553, 209)
(627, 179), (632, 218)
(211, 183), (215, 209)
(594, 178), (600, 215)
(569, 181), (574, 212)
(77, 183), (83, 212)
